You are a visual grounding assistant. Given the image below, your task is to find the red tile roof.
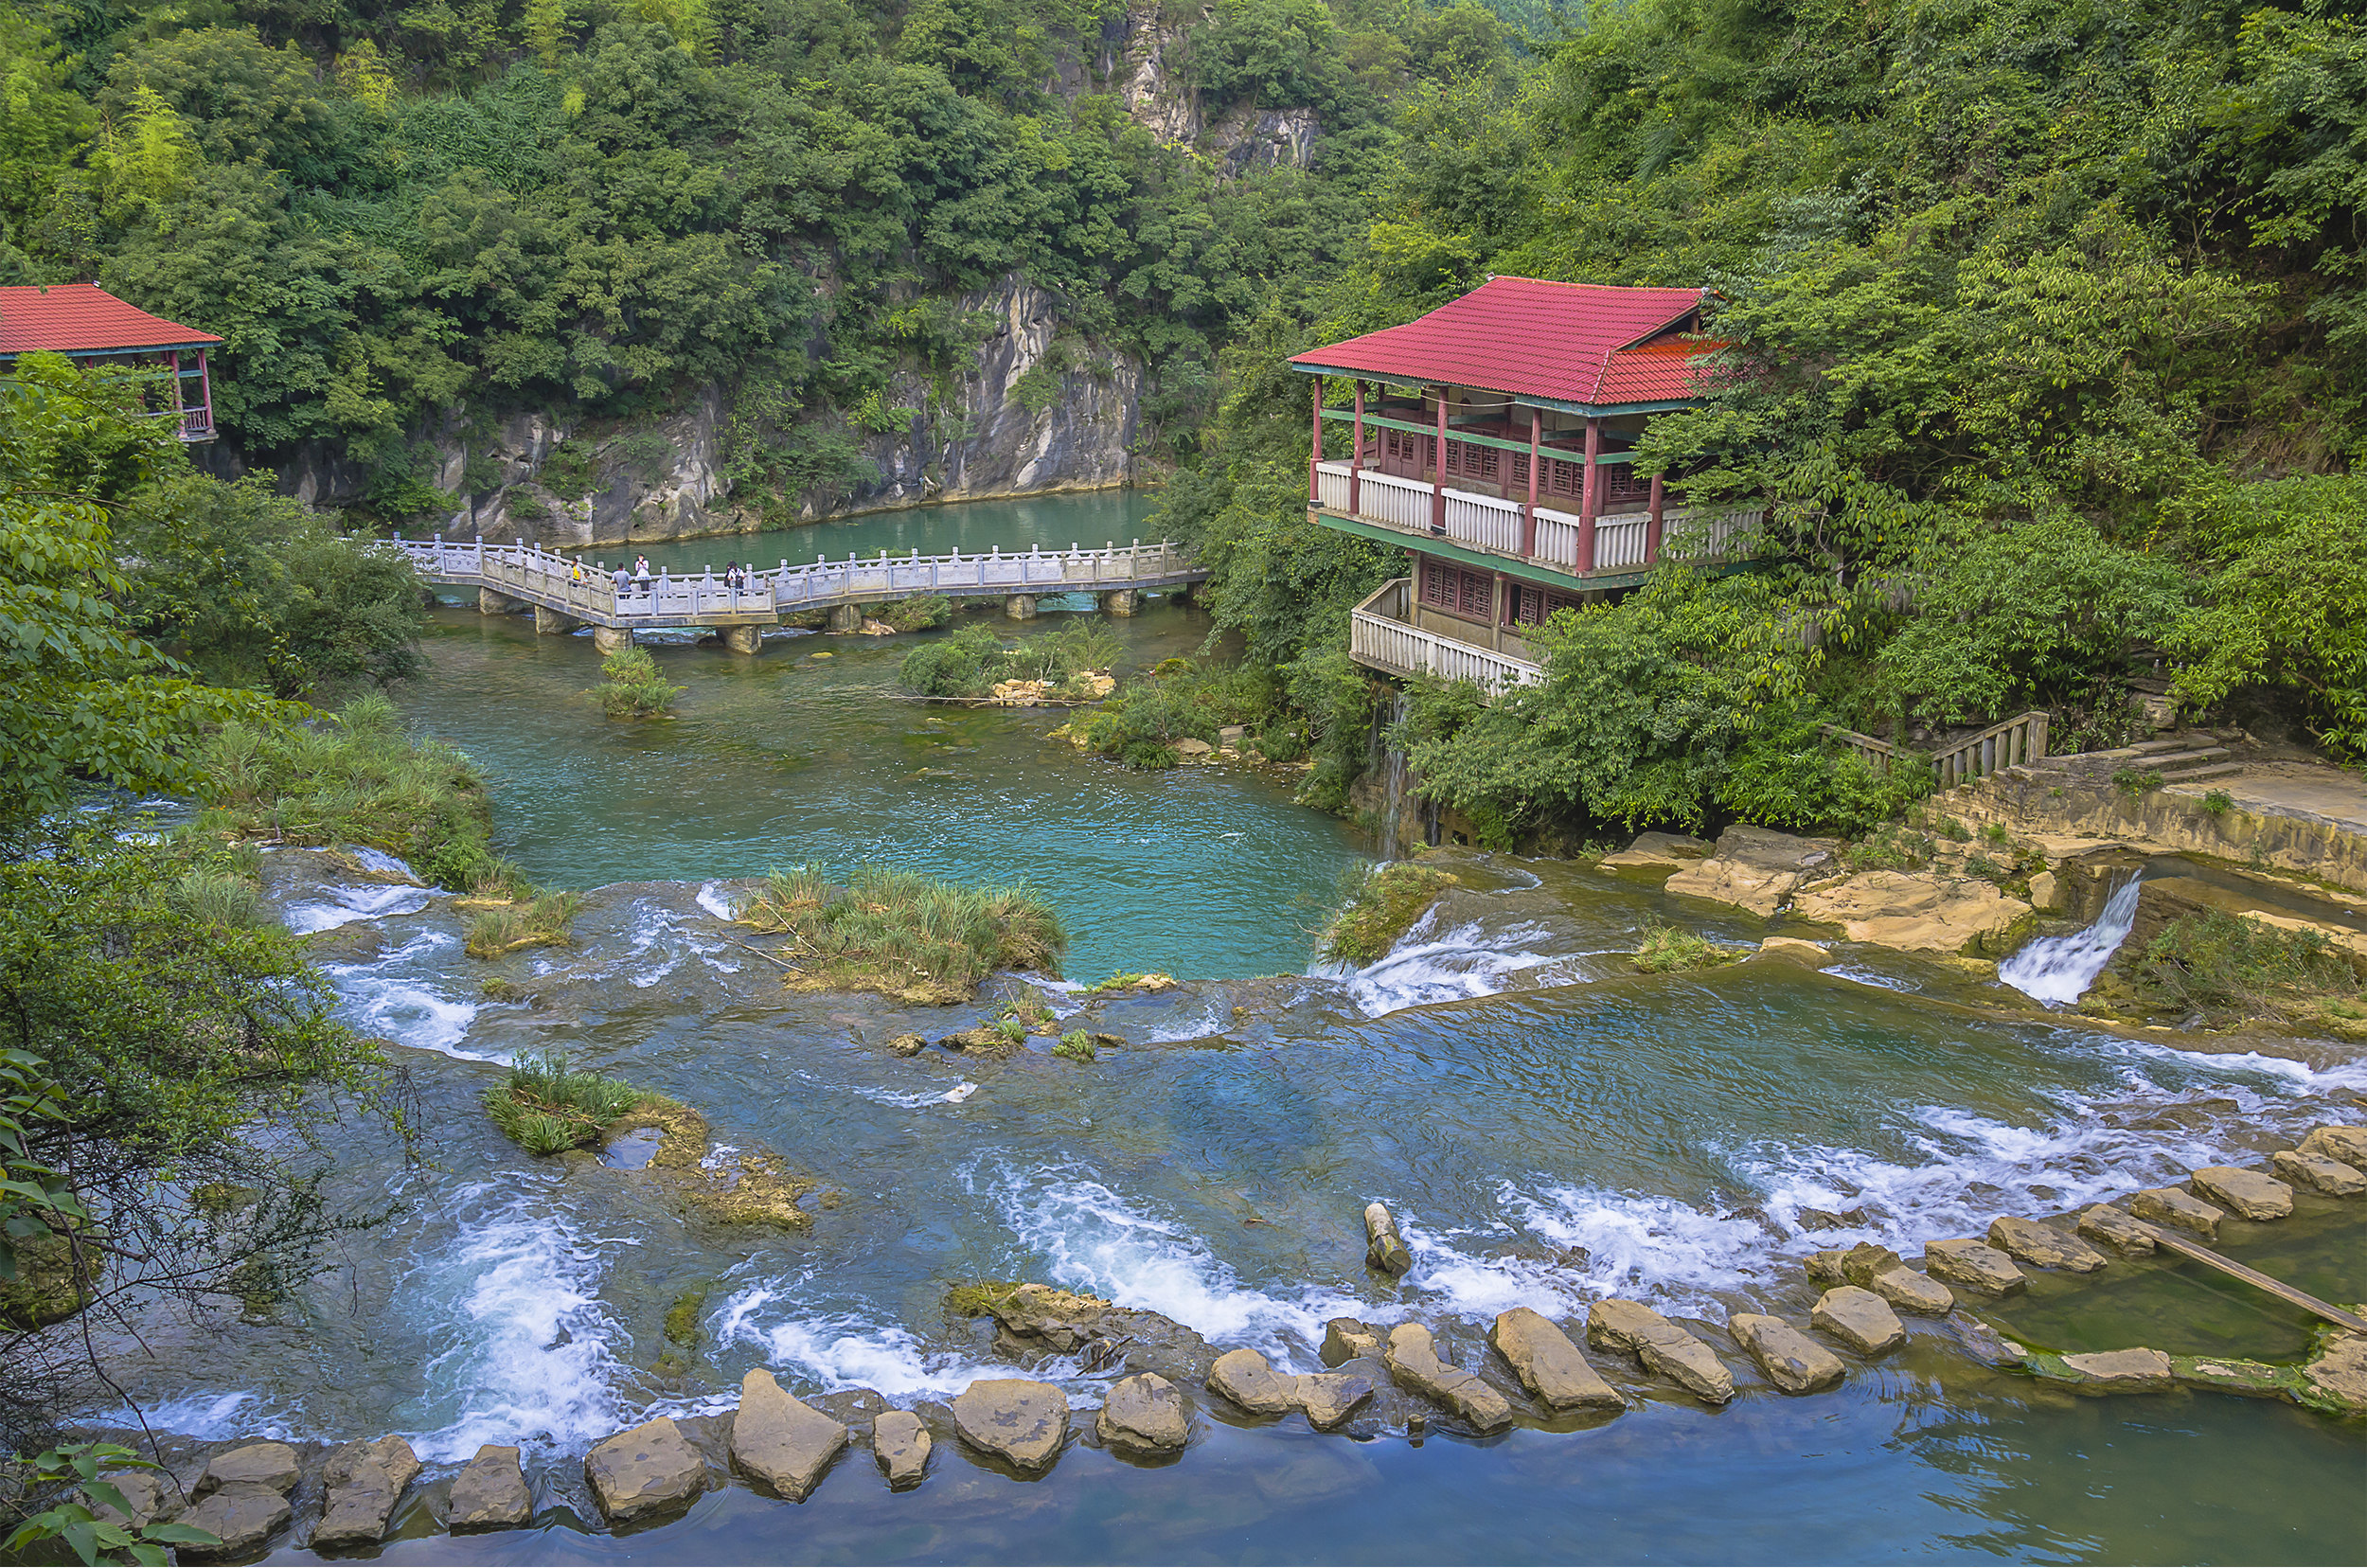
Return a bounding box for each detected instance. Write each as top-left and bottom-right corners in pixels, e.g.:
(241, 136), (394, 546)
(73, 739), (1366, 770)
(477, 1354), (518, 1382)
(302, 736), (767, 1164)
(0, 283), (222, 355)
(1290, 276), (1719, 407)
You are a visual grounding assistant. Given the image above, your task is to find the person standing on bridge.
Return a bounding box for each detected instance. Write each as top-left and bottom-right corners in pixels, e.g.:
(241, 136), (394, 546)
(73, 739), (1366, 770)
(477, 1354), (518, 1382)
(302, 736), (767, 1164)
(612, 562), (631, 599)
(634, 555), (651, 592)
(570, 556), (586, 586)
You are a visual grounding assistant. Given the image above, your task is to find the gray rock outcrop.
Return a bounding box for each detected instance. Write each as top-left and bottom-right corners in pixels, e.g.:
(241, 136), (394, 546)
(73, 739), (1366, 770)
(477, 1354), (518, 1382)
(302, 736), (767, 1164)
(730, 1368), (848, 1501)
(1364, 1203), (1413, 1276)
(1095, 1372), (1193, 1453)
(951, 1378), (1070, 1471)
(1662, 826), (1842, 918)
(448, 1445), (532, 1531)
(1489, 1308), (1624, 1410)
(1986, 1216), (2109, 1273)
(2297, 1125), (2367, 1167)
(1383, 1323), (1515, 1431)
(2189, 1167), (2294, 1221)
(2076, 1204), (2156, 1255)
(1811, 1286), (1905, 1354)
(2131, 1185), (2225, 1238)
(1584, 1300), (1735, 1404)
(584, 1417), (708, 1523)
(2271, 1149), (2367, 1196)
(1209, 1346), (1299, 1416)
(872, 1411), (931, 1488)
(311, 1435), (421, 1550)
(1923, 1239), (2029, 1296)
(1729, 1313), (1846, 1394)
(2057, 1347), (2176, 1392)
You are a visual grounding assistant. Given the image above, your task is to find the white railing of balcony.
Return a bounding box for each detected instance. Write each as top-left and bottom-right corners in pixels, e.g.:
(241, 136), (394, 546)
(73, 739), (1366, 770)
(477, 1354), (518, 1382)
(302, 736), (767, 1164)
(1347, 579), (1544, 695)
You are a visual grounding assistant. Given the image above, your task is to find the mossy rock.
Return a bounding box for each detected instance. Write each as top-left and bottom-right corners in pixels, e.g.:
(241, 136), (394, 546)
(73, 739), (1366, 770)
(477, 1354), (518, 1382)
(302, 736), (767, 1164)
(0, 1228), (99, 1329)
(602, 1096), (709, 1169)
(682, 1149), (814, 1230)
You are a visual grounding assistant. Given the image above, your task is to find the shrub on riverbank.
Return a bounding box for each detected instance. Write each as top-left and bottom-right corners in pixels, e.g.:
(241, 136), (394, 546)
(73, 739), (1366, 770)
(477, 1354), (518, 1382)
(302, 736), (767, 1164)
(734, 864), (1065, 1002)
(592, 648), (684, 719)
(197, 691), (498, 889)
(1321, 862), (1459, 964)
(1075, 658), (1283, 769)
(1632, 921), (1748, 974)
(870, 596), (953, 633)
(484, 1048), (652, 1156)
(465, 892), (584, 958)
(898, 621), (1117, 701)
(2121, 910), (2360, 1026)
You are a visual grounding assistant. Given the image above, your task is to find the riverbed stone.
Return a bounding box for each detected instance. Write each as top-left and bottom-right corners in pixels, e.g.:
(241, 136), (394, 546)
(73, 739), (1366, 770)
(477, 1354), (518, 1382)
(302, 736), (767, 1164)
(887, 1032), (927, 1057)
(2300, 1325), (2367, 1417)
(1383, 1323), (1516, 1431)
(730, 1368), (848, 1501)
(2271, 1149), (2367, 1196)
(179, 1485), (292, 1560)
(199, 1441), (299, 1496)
(2297, 1125), (2367, 1167)
(2057, 1347), (2176, 1392)
(311, 1434), (422, 1549)
(873, 1411), (931, 1488)
(1811, 1287), (1905, 1354)
(1597, 831), (1712, 870)
(1924, 1239), (2028, 1295)
(1730, 1313), (1845, 1394)
(1946, 1310), (2025, 1367)
(1291, 1371), (1378, 1430)
(447, 1445), (532, 1531)
(87, 1470), (169, 1529)
(1096, 1373), (1192, 1452)
(1839, 1243), (1956, 1314)
(2076, 1204), (2157, 1255)
(1489, 1308), (1623, 1410)
(1363, 1203), (1413, 1276)
(1804, 1248), (1847, 1286)
(1585, 1300), (1735, 1404)
(1986, 1216), (2109, 1273)
(584, 1416), (708, 1522)
(1322, 1317), (1382, 1365)
(2131, 1185), (2225, 1238)
(951, 1378), (1069, 1471)
(1209, 1346), (1299, 1416)
(2189, 1167), (2294, 1221)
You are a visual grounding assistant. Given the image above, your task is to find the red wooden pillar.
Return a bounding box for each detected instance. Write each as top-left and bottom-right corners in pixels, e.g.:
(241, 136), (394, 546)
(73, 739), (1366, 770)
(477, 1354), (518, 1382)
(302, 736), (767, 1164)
(1577, 416), (1602, 570)
(169, 349), (185, 432)
(1349, 381), (1364, 518)
(197, 350), (213, 437)
(1646, 472), (1665, 564)
(1432, 390), (1449, 534)
(1308, 376), (1324, 504)
(1522, 408), (1539, 559)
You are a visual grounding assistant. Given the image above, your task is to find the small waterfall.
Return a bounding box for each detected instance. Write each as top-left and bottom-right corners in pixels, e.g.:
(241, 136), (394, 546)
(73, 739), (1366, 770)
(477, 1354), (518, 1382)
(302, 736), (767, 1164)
(2000, 873), (2143, 1006)
(1378, 691), (1414, 854)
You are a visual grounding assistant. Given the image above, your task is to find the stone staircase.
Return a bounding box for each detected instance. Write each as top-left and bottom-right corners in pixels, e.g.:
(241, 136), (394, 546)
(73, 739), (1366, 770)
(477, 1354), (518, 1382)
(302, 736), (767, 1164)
(1989, 731), (2241, 791)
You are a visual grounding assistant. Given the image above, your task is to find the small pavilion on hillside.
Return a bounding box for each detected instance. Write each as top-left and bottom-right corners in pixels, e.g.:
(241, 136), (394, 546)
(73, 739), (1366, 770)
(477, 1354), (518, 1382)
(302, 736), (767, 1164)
(0, 283), (222, 442)
(1290, 275), (1763, 692)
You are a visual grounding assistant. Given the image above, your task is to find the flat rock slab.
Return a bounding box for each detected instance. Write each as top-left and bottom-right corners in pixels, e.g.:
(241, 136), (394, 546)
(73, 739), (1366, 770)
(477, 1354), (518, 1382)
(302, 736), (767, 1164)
(1586, 1300), (1735, 1404)
(312, 1435), (422, 1549)
(2297, 1125), (2367, 1167)
(201, 1442), (300, 1496)
(448, 1445), (532, 1531)
(2076, 1204), (2156, 1255)
(1923, 1239), (2028, 1296)
(951, 1378), (1070, 1471)
(179, 1485), (293, 1561)
(2189, 1166), (2294, 1221)
(2302, 1328), (2367, 1417)
(1291, 1370), (1377, 1430)
(1730, 1313), (1845, 1394)
(1209, 1347), (1299, 1416)
(1986, 1217), (2108, 1273)
(2132, 1185), (2225, 1239)
(1364, 1203), (1412, 1276)
(1839, 1243), (1955, 1314)
(731, 1368), (848, 1501)
(1384, 1323), (1516, 1431)
(1491, 1308), (1624, 1410)
(585, 1417), (708, 1522)
(872, 1411), (930, 1488)
(1096, 1372), (1192, 1452)
(1790, 869), (2030, 953)
(2058, 1347), (2175, 1392)
(2271, 1149), (2367, 1196)
(1811, 1287), (1905, 1355)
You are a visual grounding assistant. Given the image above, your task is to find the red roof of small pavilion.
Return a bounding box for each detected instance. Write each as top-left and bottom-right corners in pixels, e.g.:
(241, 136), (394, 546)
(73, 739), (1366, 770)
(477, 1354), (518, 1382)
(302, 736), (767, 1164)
(1290, 276), (1721, 408)
(0, 283), (222, 355)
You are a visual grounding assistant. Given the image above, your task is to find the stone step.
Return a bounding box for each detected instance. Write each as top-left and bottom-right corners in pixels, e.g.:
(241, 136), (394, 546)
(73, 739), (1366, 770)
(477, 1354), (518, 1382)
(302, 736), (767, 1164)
(2166, 762), (2247, 785)
(2143, 747), (2232, 773)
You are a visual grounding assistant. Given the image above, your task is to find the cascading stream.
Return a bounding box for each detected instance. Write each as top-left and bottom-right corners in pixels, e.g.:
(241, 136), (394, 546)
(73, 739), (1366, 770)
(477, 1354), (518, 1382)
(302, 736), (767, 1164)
(1999, 872), (2142, 1005)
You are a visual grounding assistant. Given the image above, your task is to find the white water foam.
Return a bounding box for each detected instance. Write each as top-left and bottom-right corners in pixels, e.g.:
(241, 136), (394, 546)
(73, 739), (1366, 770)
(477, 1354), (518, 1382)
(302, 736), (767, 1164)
(715, 1294), (1053, 1401)
(323, 931), (487, 1059)
(1311, 910), (1567, 1016)
(695, 882), (739, 921)
(852, 1081), (979, 1108)
(283, 881), (433, 935)
(2001, 872), (2142, 1005)
(347, 847), (421, 882)
(96, 1391), (309, 1442)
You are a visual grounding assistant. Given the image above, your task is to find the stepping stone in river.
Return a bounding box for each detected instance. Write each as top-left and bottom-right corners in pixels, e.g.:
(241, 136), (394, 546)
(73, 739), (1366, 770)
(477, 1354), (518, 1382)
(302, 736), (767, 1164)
(311, 1434), (421, 1550)
(1489, 1308), (1625, 1411)
(1364, 1203), (1413, 1277)
(86, 1470), (169, 1530)
(2131, 1185), (2225, 1239)
(1322, 1317), (1383, 1365)
(1810, 1286), (1904, 1355)
(951, 1378), (1070, 1472)
(1095, 1372), (1193, 1454)
(730, 1367), (848, 1501)
(178, 1486), (293, 1562)
(2056, 1347), (2175, 1393)
(2076, 1204), (2155, 1255)
(1922, 1239), (2028, 1296)
(584, 1417), (707, 1523)
(2271, 1149), (2367, 1197)
(1838, 1243), (1955, 1315)
(1585, 1300), (1735, 1405)
(1291, 1370), (1378, 1431)
(871, 1411), (931, 1488)
(1986, 1216), (2108, 1273)
(1209, 1346), (1299, 1416)
(1383, 1323), (1515, 1431)
(448, 1445), (532, 1531)
(2189, 1167), (2294, 1221)
(1729, 1313), (1845, 1394)
(2297, 1125), (2367, 1167)
(198, 1442), (300, 1497)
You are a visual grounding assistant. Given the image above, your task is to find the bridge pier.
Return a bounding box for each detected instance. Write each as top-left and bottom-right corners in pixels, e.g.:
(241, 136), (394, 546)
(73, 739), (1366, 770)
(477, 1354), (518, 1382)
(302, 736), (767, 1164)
(592, 625), (634, 655)
(827, 603), (863, 633)
(478, 588), (525, 615)
(1099, 589), (1140, 617)
(1005, 594), (1038, 620)
(722, 623), (765, 655)
(535, 606), (583, 635)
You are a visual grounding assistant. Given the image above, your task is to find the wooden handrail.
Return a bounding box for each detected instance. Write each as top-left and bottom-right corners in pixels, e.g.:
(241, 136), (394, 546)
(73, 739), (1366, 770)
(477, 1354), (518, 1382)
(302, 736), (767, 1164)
(1824, 711), (2047, 785)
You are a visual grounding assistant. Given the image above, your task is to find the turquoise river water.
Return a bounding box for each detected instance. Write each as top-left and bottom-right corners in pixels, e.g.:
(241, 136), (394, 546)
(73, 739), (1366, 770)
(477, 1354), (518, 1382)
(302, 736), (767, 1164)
(86, 494), (2366, 1563)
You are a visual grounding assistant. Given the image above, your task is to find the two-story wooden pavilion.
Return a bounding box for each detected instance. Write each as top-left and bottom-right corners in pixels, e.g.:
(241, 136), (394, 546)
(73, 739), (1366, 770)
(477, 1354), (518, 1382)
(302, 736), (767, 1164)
(0, 283), (221, 442)
(1290, 276), (1760, 691)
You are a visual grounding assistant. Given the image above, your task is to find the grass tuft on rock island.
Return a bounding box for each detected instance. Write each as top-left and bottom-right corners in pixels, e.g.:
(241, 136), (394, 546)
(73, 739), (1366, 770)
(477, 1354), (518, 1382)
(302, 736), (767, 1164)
(1321, 862), (1460, 964)
(464, 892), (584, 959)
(484, 1048), (653, 1156)
(1632, 920), (1751, 974)
(733, 864), (1065, 1003)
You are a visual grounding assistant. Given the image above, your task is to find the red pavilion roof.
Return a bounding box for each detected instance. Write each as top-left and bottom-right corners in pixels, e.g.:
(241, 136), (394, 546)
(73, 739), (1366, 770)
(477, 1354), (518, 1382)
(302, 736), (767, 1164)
(1290, 276), (1721, 408)
(0, 283), (222, 355)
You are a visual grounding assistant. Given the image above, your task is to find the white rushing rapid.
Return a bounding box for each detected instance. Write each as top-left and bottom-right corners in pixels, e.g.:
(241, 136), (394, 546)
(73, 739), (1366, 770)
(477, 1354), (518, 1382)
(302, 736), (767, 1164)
(1999, 872), (2143, 1005)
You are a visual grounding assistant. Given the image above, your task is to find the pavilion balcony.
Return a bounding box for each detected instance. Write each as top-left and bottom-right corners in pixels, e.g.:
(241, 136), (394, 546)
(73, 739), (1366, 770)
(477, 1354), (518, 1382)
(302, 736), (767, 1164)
(1347, 578), (1544, 695)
